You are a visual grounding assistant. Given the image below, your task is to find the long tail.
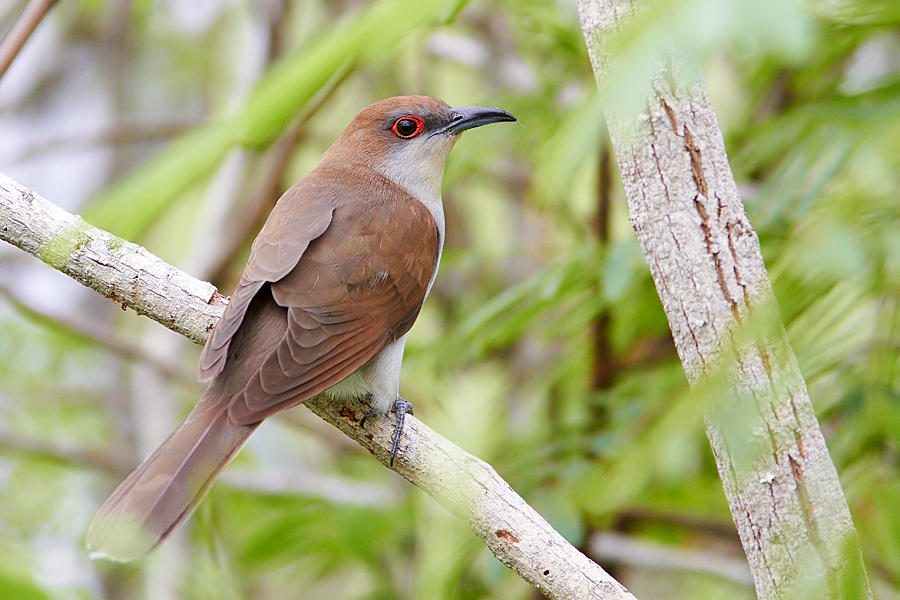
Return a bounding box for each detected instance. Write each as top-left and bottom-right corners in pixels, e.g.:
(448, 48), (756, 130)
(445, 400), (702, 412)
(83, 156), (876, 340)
(86, 395), (258, 561)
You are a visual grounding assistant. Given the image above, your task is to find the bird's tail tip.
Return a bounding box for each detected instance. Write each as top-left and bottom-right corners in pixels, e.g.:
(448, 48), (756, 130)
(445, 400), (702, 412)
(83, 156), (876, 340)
(84, 397), (257, 562)
(85, 511), (160, 562)
(86, 548), (133, 563)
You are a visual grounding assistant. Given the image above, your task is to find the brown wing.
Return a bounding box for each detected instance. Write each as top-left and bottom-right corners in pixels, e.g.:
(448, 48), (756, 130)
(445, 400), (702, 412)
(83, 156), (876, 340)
(198, 180), (335, 381)
(86, 177), (439, 557)
(213, 166), (439, 426)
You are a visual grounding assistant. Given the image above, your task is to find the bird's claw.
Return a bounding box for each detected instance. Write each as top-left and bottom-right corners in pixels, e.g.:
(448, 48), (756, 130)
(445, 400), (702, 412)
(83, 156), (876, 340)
(359, 396), (412, 466)
(359, 402), (377, 431)
(389, 397), (413, 467)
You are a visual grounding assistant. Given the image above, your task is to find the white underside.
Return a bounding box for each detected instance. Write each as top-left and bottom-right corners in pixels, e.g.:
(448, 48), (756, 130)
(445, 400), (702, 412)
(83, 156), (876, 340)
(322, 334), (409, 414)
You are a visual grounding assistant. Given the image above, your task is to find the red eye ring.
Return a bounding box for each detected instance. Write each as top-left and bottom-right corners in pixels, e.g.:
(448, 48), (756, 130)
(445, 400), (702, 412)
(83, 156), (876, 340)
(391, 115), (425, 139)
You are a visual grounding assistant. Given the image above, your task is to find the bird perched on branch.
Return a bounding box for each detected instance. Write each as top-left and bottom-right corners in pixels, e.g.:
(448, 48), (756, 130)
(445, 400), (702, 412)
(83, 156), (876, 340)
(86, 95), (516, 561)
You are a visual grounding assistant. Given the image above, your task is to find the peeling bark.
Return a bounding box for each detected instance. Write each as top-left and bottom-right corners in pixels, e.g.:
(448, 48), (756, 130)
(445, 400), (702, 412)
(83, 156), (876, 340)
(576, 1), (871, 599)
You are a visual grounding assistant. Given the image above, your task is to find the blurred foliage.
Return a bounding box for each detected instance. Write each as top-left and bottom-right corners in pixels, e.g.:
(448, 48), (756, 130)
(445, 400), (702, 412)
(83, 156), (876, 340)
(1, 0), (900, 599)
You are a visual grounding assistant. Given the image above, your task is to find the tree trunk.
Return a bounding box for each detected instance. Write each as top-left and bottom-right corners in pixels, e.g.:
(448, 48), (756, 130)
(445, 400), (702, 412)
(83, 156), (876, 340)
(576, 1), (871, 599)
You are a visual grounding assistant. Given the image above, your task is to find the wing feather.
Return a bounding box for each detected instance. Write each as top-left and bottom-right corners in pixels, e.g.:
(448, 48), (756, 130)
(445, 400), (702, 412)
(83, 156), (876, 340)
(204, 165), (439, 426)
(198, 184), (335, 382)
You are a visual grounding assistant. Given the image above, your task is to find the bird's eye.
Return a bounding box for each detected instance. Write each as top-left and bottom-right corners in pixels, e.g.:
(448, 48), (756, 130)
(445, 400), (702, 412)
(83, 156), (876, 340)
(391, 116), (425, 139)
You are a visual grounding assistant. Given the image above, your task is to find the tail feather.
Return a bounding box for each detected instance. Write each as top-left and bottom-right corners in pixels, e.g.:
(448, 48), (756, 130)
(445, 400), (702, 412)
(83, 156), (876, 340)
(86, 395), (257, 561)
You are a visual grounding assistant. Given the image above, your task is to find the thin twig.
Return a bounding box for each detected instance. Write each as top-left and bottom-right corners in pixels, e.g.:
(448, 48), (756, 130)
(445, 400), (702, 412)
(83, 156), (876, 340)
(589, 532), (753, 587)
(613, 507), (740, 541)
(0, 283), (197, 384)
(3, 120), (197, 164)
(0, 0), (59, 83)
(219, 467), (399, 508)
(0, 422), (397, 509)
(206, 65), (353, 286)
(0, 425), (133, 475)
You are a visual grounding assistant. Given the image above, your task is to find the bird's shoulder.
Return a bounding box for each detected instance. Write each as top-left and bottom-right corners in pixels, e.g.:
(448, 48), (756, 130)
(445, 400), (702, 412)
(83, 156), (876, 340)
(270, 166), (440, 309)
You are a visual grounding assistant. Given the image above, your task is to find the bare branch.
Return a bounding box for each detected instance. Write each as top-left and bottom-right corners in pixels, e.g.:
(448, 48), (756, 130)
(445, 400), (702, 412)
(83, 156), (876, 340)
(0, 425), (397, 509)
(219, 466), (399, 509)
(0, 172), (228, 345)
(0, 282), (196, 383)
(205, 64), (352, 284)
(589, 532), (753, 587)
(0, 170), (637, 600)
(0, 0), (59, 82)
(2, 120), (197, 164)
(0, 425), (133, 475)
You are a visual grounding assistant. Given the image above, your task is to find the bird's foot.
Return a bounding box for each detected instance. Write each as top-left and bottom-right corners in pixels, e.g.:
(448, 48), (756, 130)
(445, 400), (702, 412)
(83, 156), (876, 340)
(359, 393), (377, 430)
(358, 395), (413, 467)
(389, 397), (413, 467)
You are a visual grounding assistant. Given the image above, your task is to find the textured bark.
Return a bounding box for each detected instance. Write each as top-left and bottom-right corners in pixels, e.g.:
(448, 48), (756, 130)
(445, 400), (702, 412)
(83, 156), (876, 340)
(0, 170), (637, 600)
(0, 172), (227, 345)
(576, 2), (870, 599)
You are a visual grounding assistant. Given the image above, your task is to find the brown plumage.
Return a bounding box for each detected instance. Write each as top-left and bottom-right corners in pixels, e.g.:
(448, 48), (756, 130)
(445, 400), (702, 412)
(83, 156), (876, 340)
(86, 96), (515, 561)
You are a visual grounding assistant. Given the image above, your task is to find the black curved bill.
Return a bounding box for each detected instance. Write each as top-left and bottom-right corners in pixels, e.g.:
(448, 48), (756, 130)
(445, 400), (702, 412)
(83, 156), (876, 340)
(436, 106), (517, 136)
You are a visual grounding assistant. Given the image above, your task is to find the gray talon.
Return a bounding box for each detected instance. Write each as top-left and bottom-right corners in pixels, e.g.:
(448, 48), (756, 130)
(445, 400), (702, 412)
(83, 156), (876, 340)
(390, 396), (413, 466)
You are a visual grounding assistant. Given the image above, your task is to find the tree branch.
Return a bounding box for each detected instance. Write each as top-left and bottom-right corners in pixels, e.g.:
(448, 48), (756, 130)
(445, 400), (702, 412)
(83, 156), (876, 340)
(0, 170), (637, 600)
(0, 282), (196, 383)
(0, 173), (228, 345)
(0, 0), (59, 82)
(0, 424), (133, 475)
(576, 1), (871, 599)
(589, 532), (753, 587)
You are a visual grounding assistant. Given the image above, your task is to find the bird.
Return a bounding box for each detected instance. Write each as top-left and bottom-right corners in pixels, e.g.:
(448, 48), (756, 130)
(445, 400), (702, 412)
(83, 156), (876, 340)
(85, 95), (516, 561)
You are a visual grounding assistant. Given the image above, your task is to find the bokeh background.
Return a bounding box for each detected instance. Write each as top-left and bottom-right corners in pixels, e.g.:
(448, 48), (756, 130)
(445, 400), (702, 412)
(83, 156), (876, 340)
(1, 0), (899, 599)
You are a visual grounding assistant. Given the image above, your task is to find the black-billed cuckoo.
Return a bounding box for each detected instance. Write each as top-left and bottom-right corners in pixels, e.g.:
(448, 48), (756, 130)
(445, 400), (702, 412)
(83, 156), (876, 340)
(86, 96), (516, 561)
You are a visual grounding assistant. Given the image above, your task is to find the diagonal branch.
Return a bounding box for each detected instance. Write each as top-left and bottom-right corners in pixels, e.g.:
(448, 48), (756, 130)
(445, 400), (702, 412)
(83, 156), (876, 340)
(0, 170), (637, 600)
(0, 0), (59, 82)
(0, 282), (196, 383)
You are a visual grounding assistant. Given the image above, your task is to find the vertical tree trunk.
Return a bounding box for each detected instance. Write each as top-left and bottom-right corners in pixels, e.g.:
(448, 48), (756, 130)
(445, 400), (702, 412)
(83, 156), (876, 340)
(575, 1), (871, 598)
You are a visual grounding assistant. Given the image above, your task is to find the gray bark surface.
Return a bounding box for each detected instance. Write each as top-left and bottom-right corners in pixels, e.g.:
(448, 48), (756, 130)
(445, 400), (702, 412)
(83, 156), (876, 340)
(0, 172), (227, 345)
(576, 1), (870, 599)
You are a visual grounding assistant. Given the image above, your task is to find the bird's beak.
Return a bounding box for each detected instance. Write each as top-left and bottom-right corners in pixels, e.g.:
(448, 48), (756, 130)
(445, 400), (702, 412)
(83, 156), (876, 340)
(434, 106), (517, 136)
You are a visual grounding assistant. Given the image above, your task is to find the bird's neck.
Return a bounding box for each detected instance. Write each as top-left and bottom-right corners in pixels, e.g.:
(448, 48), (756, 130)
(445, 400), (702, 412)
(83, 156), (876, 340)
(322, 148), (446, 239)
(373, 160), (446, 298)
(373, 159), (445, 241)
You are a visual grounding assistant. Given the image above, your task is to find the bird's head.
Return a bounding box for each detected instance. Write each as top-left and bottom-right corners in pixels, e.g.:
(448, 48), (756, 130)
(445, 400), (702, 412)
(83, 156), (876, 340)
(323, 95), (516, 199)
